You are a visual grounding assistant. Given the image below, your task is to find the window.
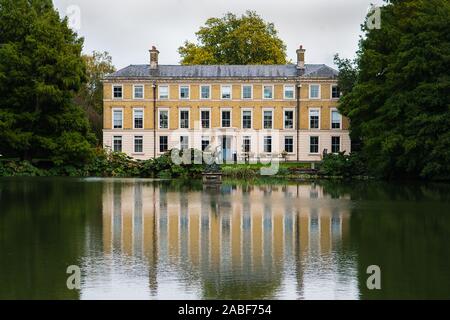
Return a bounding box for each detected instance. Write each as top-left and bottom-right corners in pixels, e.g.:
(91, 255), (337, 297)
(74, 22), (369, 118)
(222, 110), (231, 128)
(159, 86), (169, 100)
(160, 136), (168, 153)
(242, 85), (252, 99)
(180, 86), (190, 99)
(263, 110), (273, 129)
(331, 85), (341, 99)
(242, 110), (252, 129)
(310, 136), (319, 154)
(309, 109), (320, 129)
(285, 136), (294, 153)
(180, 110), (189, 129)
(159, 110), (169, 129)
(264, 136), (272, 153)
(134, 85), (144, 99)
(331, 110), (341, 129)
(200, 85), (210, 99)
(284, 85), (295, 99)
(134, 136), (143, 153)
(113, 85), (123, 99)
(263, 85), (273, 99)
(201, 110), (210, 129)
(180, 136), (189, 150)
(201, 136), (210, 151)
(133, 109), (143, 129)
(221, 85), (232, 99)
(113, 109), (123, 129)
(332, 137), (341, 153)
(310, 84), (320, 99)
(243, 136), (251, 153)
(284, 110), (294, 129)
(113, 136), (122, 152)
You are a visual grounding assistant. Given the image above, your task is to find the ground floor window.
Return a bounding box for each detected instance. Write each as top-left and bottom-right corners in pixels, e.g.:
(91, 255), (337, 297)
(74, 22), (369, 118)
(201, 136), (210, 151)
(134, 136), (143, 153)
(332, 136), (341, 153)
(264, 136), (272, 153)
(113, 136), (122, 152)
(243, 136), (251, 153)
(160, 136), (168, 153)
(285, 136), (294, 153)
(310, 136), (319, 154)
(180, 136), (189, 150)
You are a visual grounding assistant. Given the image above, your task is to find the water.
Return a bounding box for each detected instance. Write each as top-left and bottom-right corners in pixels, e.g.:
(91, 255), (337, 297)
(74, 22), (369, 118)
(0, 177), (449, 300)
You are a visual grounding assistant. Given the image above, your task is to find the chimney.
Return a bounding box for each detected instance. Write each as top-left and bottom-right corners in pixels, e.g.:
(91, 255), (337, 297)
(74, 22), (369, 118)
(296, 45), (306, 70)
(149, 46), (159, 70)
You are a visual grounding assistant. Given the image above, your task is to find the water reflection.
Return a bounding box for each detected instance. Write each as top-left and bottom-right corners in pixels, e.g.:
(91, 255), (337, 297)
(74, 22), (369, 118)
(81, 182), (358, 300)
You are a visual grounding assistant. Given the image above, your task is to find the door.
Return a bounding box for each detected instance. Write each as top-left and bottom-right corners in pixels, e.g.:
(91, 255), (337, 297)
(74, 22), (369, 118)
(222, 136), (232, 162)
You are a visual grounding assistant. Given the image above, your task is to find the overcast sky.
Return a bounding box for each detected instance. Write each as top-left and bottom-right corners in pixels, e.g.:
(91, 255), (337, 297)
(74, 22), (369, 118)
(53, 0), (385, 70)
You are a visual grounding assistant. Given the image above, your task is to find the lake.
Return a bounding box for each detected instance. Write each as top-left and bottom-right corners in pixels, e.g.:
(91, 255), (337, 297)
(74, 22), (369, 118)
(0, 177), (449, 300)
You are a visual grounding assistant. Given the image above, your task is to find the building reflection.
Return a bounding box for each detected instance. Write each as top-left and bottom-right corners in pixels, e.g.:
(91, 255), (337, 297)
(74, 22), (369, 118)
(101, 182), (354, 299)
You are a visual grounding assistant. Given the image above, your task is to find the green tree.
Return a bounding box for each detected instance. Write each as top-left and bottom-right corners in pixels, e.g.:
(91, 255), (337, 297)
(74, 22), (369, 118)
(75, 51), (116, 143)
(336, 0), (450, 180)
(0, 0), (96, 165)
(179, 11), (287, 65)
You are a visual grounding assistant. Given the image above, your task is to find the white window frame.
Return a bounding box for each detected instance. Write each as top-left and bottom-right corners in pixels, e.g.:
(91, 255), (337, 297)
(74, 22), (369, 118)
(179, 85), (190, 100)
(159, 136), (169, 153)
(133, 84), (144, 100)
(201, 136), (210, 151)
(309, 108), (321, 130)
(133, 135), (144, 154)
(310, 136), (320, 154)
(263, 136), (273, 153)
(284, 136), (295, 154)
(331, 136), (342, 154)
(263, 84), (274, 100)
(283, 108), (296, 130)
(220, 108), (232, 128)
(242, 136), (252, 153)
(284, 85), (295, 100)
(262, 108), (274, 130)
(330, 108), (342, 130)
(133, 108), (144, 130)
(200, 85), (211, 100)
(158, 108), (170, 130)
(309, 84), (321, 100)
(179, 108), (190, 129)
(241, 108), (253, 130)
(112, 84), (123, 100)
(221, 85), (232, 100)
(112, 108), (123, 129)
(159, 85), (169, 100)
(180, 135), (189, 150)
(200, 107), (211, 129)
(113, 136), (123, 152)
(241, 84), (253, 100)
(331, 84), (340, 100)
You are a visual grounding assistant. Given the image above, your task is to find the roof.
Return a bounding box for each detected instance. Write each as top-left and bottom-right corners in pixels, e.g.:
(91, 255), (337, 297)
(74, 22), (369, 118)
(105, 64), (338, 80)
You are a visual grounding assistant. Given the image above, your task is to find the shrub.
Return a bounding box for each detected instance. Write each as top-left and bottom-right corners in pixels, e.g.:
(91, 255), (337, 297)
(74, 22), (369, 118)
(319, 152), (367, 178)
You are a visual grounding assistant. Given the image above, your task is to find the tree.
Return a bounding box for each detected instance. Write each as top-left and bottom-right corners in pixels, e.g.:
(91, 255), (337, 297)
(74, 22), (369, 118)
(0, 0), (96, 165)
(179, 11), (287, 65)
(336, 0), (450, 180)
(75, 51), (116, 143)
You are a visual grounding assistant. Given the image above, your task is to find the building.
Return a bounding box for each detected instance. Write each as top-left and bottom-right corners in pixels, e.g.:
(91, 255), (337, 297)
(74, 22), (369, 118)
(103, 46), (351, 162)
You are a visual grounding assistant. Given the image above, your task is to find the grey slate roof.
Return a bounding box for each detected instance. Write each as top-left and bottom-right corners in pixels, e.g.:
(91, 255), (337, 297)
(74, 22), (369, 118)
(105, 64), (338, 79)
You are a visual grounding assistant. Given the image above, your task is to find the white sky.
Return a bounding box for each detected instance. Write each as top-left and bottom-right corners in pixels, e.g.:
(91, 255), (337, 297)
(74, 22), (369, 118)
(53, 0), (385, 70)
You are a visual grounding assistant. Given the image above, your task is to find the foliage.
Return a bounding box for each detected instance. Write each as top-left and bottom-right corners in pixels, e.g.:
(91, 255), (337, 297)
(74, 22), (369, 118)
(336, 0), (450, 180)
(222, 166), (257, 179)
(179, 11), (287, 65)
(320, 152), (368, 178)
(0, 0), (96, 165)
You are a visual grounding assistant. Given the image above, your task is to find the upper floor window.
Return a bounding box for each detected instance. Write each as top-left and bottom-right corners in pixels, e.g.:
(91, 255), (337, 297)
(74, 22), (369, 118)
(309, 84), (320, 99)
(221, 85), (232, 99)
(159, 86), (169, 100)
(242, 85), (252, 100)
(133, 85), (144, 99)
(159, 109), (169, 129)
(113, 109), (123, 129)
(221, 110), (231, 128)
(133, 109), (144, 129)
(180, 86), (190, 99)
(331, 85), (341, 99)
(309, 109), (320, 129)
(242, 110), (252, 129)
(263, 110), (273, 129)
(284, 110), (294, 129)
(113, 85), (123, 99)
(263, 85), (273, 99)
(201, 85), (211, 99)
(180, 110), (190, 129)
(331, 110), (342, 129)
(201, 110), (210, 129)
(284, 85), (295, 99)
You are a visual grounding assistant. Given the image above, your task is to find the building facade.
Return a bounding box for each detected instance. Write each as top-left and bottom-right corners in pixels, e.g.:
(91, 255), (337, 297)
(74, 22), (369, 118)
(103, 46), (351, 162)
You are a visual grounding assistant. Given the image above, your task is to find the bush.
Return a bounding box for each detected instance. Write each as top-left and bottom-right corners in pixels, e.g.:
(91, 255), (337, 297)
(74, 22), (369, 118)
(222, 166), (257, 179)
(319, 152), (368, 178)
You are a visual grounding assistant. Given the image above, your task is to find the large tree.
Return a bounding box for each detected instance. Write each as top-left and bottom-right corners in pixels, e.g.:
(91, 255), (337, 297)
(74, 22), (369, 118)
(0, 0), (96, 164)
(179, 11), (287, 65)
(336, 0), (450, 180)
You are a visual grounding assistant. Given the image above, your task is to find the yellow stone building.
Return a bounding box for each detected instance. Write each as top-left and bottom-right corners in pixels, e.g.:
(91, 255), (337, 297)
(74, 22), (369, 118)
(103, 46), (351, 162)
